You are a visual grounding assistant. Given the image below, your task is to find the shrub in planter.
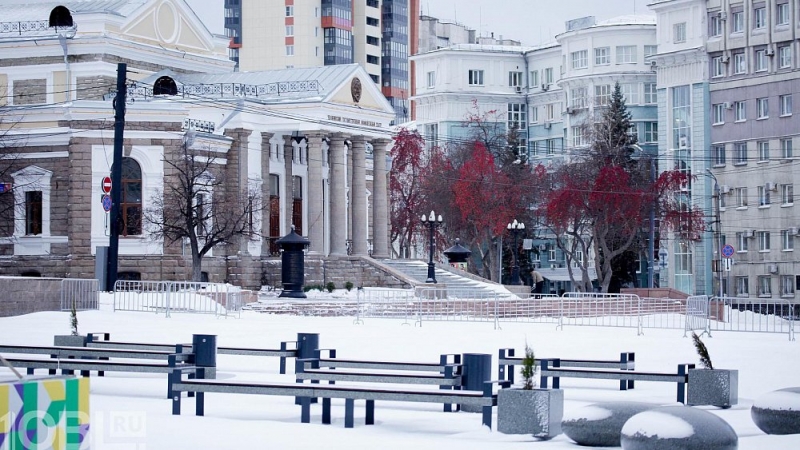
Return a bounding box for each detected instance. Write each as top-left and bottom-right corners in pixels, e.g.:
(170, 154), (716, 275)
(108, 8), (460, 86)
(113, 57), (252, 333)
(687, 332), (738, 408)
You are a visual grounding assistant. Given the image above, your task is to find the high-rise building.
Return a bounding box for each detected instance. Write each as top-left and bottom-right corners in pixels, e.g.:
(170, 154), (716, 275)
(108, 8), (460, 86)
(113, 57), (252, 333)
(225, 0), (417, 124)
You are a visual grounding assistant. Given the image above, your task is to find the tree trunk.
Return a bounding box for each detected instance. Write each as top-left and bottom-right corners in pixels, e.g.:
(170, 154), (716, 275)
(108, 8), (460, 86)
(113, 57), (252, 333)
(192, 251), (203, 282)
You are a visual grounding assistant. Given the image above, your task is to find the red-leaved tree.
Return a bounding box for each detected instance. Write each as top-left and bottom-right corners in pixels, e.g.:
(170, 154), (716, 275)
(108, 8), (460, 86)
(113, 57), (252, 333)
(389, 128), (426, 258)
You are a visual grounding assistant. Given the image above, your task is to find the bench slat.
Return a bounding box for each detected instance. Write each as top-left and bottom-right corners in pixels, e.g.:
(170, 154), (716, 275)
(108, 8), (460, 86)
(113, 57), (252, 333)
(297, 369), (461, 386)
(317, 359), (445, 371)
(541, 368), (684, 383)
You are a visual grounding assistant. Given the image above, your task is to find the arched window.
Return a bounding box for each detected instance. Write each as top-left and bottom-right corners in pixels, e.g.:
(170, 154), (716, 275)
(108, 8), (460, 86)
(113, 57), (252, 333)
(153, 76), (178, 96)
(49, 6), (73, 28)
(121, 158), (142, 236)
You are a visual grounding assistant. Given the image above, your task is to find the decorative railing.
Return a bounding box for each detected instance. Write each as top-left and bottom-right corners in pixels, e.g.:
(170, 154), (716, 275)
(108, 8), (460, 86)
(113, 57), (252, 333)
(0, 20), (76, 37)
(124, 80), (320, 101)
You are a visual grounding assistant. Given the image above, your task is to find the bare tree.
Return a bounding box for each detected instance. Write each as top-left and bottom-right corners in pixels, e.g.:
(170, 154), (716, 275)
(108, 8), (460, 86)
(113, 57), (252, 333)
(0, 107), (23, 239)
(144, 135), (262, 282)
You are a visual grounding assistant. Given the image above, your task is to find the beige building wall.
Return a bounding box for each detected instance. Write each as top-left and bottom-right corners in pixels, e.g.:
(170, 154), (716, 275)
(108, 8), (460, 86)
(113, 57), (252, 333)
(353, 1), (381, 83)
(240, 0), (324, 71)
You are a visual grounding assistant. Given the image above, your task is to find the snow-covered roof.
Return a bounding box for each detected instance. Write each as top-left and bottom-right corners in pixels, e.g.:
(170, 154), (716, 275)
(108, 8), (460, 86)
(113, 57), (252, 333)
(0, 0), (146, 21)
(595, 15), (657, 27)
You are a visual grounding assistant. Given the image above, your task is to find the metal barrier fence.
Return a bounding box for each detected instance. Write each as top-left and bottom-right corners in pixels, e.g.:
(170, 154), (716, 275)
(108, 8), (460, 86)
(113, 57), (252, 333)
(60, 279), (99, 311)
(113, 280), (242, 318)
(351, 289), (796, 340)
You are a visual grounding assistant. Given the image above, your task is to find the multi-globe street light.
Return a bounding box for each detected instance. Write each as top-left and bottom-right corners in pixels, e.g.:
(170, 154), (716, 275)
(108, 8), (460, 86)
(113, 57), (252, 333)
(421, 210), (443, 283)
(507, 219), (525, 285)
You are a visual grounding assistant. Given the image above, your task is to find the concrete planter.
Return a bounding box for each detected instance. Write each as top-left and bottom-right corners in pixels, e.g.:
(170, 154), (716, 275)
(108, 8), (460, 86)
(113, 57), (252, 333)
(497, 388), (563, 439)
(53, 334), (88, 347)
(687, 368), (738, 408)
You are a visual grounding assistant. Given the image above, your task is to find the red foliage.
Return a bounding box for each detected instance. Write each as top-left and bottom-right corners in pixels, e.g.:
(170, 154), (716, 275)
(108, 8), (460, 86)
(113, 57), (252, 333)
(389, 128), (427, 256)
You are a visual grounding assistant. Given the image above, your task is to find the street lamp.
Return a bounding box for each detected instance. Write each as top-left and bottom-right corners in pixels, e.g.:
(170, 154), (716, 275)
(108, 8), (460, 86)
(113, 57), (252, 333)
(706, 168), (724, 298)
(421, 210), (443, 283)
(507, 219), (525, 285)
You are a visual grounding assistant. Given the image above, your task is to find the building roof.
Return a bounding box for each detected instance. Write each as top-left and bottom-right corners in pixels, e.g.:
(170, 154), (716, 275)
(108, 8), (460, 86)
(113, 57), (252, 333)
(595, 15), (657, 27)
(1, 0), (147, 21)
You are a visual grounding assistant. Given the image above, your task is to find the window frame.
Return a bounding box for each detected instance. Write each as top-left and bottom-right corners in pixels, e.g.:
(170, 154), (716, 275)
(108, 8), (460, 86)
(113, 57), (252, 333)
(571, 50), (588, 70)
(712, 145), (726, 166)
(779, 45), (792, 69)
(673, 22), (687, 43)
(616, 45), (637, 64)
(594, 47), (610, 65)
(711, 56), (725, 77)
(757, 97), (769, 119)
(712, 103), (725, 125)
(782, 183), (794, 205)
(781, 138), (793, 159)
(734, 101), (746, 121)
(780, 94), (792, 116)
(753, 6), (767, 29)
(758, 230), (771, 251)
(733, 142), (748, 165)
(468, 69), (484, 86)
(782, 230), (795, 251)
(757, 275), (772, 297)
(731, 10), (744, 33)
(757, 141), (770, 162)
(426, 71), (435, 88)
(733, 52), (747, 74)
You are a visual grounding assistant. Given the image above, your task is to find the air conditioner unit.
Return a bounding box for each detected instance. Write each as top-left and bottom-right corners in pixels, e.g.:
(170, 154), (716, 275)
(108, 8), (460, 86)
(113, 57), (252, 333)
(744, 229), (754, 238)
(515, 86), (523, 93)
(650, 60), (657, 67)
(718, 12), (727, 20)
(768, 264), (779, 274)
(723, 102), (732, 110)
(766, 182), (777, 191)
(766, 47), (775, 57)
(720, 185), (731, 194)
(541, 83), (550, 92)
(543, 122), (552, 129)
(721, 55), (730, 64)
(566, 107), (575, 115)
(789, 227), (799, 236)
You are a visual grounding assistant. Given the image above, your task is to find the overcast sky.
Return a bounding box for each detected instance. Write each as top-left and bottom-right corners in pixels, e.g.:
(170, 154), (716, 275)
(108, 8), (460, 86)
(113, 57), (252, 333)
(186, 0), (655, 47)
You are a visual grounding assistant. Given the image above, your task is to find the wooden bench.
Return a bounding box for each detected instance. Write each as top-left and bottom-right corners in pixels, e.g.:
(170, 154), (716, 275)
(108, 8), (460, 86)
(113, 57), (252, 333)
(1, 355), (202, 398)
(539, 359), (695, 403)
(170, 378), (509, 429)
(498, 348), (636, 389)
(85, 333), (298, 374)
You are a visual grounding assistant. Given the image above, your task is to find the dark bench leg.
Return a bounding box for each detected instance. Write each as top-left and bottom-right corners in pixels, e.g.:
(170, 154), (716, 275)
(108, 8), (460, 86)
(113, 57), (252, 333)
(279, 356), (286, 375)
(27, 368), (34, 375)
(99, 356), (108, 377)
(677, 364), (693, 403)
(49, 354), (57, 375)
(196, 392), (204, 416)
(482, 404), (492, 429)
(172, 393), (181, 415)
(300, 397), (311, 423)
(322, 398), (331, 424)
(620, 352), (634, 390)
(365, 400), (374, 425)
(344, 399), (355, 428)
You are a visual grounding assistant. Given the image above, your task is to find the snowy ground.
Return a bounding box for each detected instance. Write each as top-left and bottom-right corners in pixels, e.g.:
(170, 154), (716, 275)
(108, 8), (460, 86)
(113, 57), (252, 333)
(1, 293), (799, 449)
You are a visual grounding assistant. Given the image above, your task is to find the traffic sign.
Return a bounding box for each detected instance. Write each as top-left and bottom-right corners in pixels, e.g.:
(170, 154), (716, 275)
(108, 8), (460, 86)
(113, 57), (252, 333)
(101, 194), (112, 212)
(721, 244), (735, 258)
(723, 258), (732, 272)
(0, 182), (11, 193)
(101, 176), (112, 194)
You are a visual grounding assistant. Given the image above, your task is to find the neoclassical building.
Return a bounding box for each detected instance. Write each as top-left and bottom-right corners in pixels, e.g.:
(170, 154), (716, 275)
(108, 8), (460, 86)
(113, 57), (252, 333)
(0, 0), (395, 289)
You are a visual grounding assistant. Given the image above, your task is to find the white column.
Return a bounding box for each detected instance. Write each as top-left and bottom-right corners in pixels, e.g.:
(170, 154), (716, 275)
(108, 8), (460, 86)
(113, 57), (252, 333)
(351, 137), (368, 256)
(371, 138), (390, 259)
(329, 134), (348, 255)
(306, 133), (325, 254)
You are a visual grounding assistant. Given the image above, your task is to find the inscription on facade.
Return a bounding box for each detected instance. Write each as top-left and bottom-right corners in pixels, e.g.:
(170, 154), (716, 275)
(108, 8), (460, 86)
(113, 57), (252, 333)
(326, 115), (381, 128)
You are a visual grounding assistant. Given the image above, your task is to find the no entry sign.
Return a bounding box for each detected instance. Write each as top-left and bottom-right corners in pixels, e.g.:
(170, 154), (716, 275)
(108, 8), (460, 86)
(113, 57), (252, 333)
(101, 176), (112, 194)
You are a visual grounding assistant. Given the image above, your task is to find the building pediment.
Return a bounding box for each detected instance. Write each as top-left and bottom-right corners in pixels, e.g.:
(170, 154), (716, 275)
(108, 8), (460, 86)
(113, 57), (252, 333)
(120, 0), (218, 54)
(11, 165), (53, 179)
(325, 68), (394, 114)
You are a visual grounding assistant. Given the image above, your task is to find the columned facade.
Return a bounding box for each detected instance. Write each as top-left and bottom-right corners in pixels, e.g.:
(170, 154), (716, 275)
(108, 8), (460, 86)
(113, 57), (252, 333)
(329, 134), (349, 256)
(371, 139), (391, 259)
(350, 137), (369, 256)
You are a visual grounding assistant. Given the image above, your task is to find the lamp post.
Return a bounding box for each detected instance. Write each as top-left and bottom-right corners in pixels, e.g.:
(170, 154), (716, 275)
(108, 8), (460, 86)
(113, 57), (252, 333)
(421, 210), (443, 283)
(706, 168), (724, 298)
(507, 219), (525, 285)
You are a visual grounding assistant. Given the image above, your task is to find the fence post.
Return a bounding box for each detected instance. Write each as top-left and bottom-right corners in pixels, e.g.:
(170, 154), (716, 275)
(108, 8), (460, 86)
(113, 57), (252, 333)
(637, 296), (643, 336)
(557, 296), (564, 331)
(493, 293), (500, 330)
(165, 282), (171, 318)
(704, 296), (712, 338)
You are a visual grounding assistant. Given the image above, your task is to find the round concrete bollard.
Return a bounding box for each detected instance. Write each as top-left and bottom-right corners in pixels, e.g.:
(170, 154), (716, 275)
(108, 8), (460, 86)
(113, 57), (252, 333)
(621, 406), (737, 450)
(562, 401), (655, 447)
(751, 387), (800, 435)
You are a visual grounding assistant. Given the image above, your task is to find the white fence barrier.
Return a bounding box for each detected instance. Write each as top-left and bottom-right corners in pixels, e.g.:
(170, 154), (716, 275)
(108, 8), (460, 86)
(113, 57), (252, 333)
(684, 295), (711, 337)
(60, 278), (99, 311)
(113, 280), (242, 318)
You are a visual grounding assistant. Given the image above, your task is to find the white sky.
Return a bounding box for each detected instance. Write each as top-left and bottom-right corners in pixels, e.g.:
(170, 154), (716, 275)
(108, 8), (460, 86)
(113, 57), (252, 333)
(186, 0), (656, 47)
(1, 293), (798, 449)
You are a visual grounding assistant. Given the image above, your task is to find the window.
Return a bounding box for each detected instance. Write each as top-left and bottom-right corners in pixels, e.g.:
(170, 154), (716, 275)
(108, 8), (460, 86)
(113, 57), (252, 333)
(712, 145), (726, 165)
(736, 231), (750, 251)
(734, 52), (746, 74)
(544, 68), (554, 84)
(782, 184), (794, 205)
(673, 22), (686, 43)
(544, 103), (555, 121)
(733, 142), (747, 164)
(121, 157), (142, 236)
(366, 55), (378, 64)
(468, 70), (484, 86)
(507, 104), (527, 130)
(712, 103), (725, 124)
(780, 94), (792, 116)
(758, 185), (771, 206)
(366, 0), (379, 7)
(286, 45), (294, 56)
(758, 141), (770, 161)
(621, 83), (639, 104)
(781, 138), (793, 159)
(572, 126), (587, 147)
(758, 231), (771, 251)
(366, 17), (379, 26)
(292, 176), (303, 234)
(776, 2), (790, 25)
(783, 230), (795, 251)
(779, 45), (792, 68)
(644, 45), (658, 58)
(509, 71), (523, 87)
(758, 276), (772, 297)
(285, 25), (293, 36)
(644, 83), (657, 104)
(781, 275), (795, 296)
(366, 36), (379, 46)
(530, 106), (539, 123)
(711, 56), (725, 77)
(426, 71), (435, 88)
(571, 50), (588, 69)
(754, 6), (766, 29)
(286, 5), (293, 16)
(595, 84), (611, 106)
(616, 45), (637, 64)
(757, 97), (768, 119)
(755, 49), (768, 71)
(25, 191), (42, 235)
(735, 101), (746, 121)
(548, 248), (556, 261)
(595, 47), (610, 65)
(530, 70), (539, 87)
(732, 11), (744, 32)
(736, 187), (748, 207)
(571, 87), (587, 109)
(546, 139), (557, 155)
(644, 122), (658, 143)
(709, 14), (723, 37)
(736, 276), (749, 296)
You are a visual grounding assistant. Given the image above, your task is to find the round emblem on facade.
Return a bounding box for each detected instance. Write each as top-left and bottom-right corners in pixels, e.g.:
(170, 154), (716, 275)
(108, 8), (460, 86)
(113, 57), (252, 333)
(351, 77), (362, 103)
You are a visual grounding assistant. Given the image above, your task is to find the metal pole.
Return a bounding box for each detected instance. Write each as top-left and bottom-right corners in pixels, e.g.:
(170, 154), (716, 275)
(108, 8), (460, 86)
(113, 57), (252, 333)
(426, 221), (436, 283)
(648, 159), (656, 288)
(106, 63), (126, 292)
(511, 229), (520, 285)
(707, 169), (723, 298)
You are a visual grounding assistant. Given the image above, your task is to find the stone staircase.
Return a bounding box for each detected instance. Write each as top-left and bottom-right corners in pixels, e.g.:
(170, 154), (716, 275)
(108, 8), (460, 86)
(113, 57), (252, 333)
(379, 259), (514, 297)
